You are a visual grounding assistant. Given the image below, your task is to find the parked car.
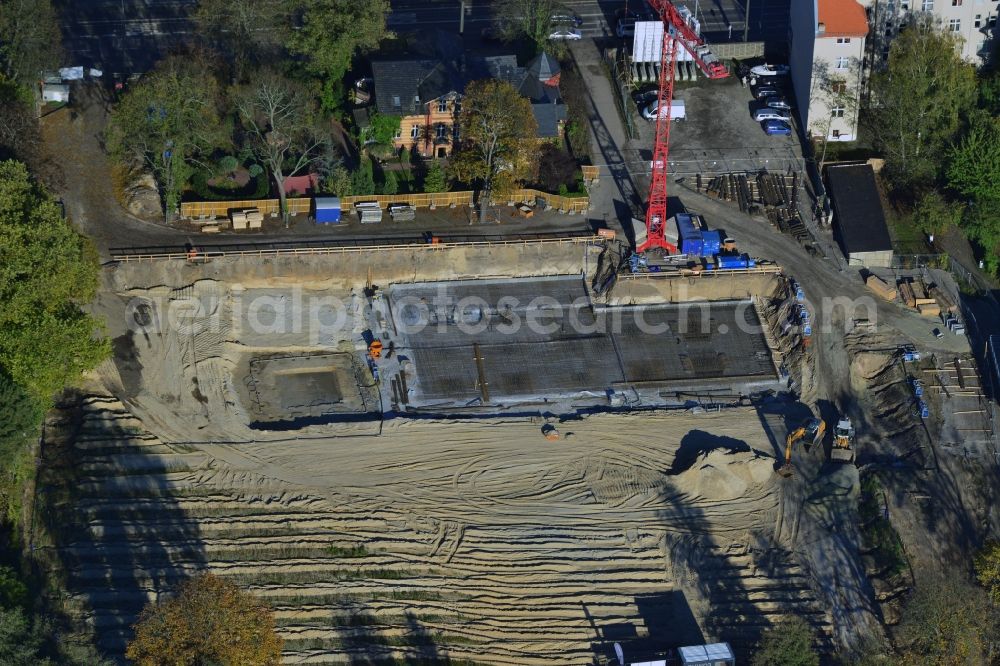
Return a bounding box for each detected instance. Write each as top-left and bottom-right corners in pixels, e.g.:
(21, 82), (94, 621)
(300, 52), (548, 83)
(642, 99), (686, 121)
(480, 25), (505, 42)
(616, 18), (637, 37)
(753, 107), (791, 122)
(765, 96), (793, 110)
(633, 88), (659, 105)
(549, 27), (582, 40)
(750, 63), (790, 77)
(753, 85), (780, 99)
(551, 12), (584, 27)
(762, 120), (792, 136)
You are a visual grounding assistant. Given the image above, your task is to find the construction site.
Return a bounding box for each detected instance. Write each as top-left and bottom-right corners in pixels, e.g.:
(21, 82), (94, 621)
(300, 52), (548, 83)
(39, 235), (862, 664)
(30, 2), (1000, 664)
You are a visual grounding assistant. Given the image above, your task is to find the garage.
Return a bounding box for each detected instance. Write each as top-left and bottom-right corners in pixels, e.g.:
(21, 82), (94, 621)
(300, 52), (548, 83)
(826, 163), (894, 268)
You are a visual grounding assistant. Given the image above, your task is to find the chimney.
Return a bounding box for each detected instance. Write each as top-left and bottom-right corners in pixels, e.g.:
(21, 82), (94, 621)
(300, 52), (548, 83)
(817, 22), (826, 34)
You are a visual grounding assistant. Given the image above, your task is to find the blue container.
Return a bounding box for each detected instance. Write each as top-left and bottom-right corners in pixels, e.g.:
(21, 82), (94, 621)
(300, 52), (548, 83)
(701, 230), (722, 256)
(716, 254), (748, 269)
(314, 196), (342, 224)
(676, 213), (702, 239)
(680, 238), (704, 256)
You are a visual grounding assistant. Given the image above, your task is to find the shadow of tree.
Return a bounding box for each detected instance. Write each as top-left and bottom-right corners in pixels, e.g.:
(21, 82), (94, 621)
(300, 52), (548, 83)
(36, 389), (207, 660)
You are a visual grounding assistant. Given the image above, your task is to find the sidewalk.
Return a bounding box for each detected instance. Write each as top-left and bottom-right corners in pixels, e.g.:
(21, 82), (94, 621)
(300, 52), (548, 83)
(569, 40), (645, 237)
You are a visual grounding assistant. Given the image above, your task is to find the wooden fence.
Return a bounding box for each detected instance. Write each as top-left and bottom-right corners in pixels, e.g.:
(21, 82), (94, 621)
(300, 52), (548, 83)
(178, 188), (590, 220)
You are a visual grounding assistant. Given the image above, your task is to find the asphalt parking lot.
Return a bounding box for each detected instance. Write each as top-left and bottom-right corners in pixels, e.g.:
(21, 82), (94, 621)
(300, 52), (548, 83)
(628, 73), (804, 176)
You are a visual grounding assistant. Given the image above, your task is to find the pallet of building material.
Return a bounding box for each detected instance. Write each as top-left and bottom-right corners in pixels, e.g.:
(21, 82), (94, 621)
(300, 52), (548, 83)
(245, 208), (264, 229)
(897, 280), (916, 308)
(230, 210), (248, 230)
(917, 302), (941, 317)
(865, 274), (897, 301)
(390, 204), (417, 221)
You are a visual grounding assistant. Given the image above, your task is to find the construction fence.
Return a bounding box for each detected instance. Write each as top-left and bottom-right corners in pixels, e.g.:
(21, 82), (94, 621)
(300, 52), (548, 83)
(178, 189), (590, 220)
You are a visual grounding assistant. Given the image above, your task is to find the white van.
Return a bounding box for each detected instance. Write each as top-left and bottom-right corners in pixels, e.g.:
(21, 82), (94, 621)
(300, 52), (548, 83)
(642, 99), (685, 121)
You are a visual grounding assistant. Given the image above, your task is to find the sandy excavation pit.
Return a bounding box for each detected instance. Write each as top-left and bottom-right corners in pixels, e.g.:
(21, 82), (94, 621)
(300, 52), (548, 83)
(46, 396), (838, 665)
(244, 353), (379, 425)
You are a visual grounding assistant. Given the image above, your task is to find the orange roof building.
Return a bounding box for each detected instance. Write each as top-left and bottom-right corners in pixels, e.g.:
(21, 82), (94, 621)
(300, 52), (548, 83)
(817, 0), (870, 38)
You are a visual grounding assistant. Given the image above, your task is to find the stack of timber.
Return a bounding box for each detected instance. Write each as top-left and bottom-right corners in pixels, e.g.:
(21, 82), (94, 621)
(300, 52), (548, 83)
(865, 274), (897, 301)
(899, 277), (940, 316)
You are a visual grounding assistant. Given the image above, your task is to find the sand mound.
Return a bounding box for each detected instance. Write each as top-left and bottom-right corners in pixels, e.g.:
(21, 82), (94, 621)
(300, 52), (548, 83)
(674, 449), (774, 500)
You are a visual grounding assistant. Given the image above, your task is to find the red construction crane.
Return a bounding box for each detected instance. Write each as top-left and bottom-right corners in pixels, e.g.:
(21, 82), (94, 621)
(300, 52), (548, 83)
(638, 1), (730, 254)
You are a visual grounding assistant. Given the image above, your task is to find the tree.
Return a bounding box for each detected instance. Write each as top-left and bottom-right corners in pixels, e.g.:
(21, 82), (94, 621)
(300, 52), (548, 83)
(0, 160), (108, 403)
(365, 112), (401, 147)
(910, 189), (963, 240)
(379, 170), (398, 195)
(979, 68), (1000, 116)
(285, 0), (390, 86)
(810, 58), (862, 171)
(350, 156), (376, 195)
(0, 0), (62, 85)
(536, 143), (577, 192)
(235, 71), (330, 225)
(895, 576), (999, 664)
(106, 56), (226, 221)
(450, 79), (537, 222)
(867, 16), (977, 188)
(975, 541), (1000, 604)
(0, 607), (49, 666)
(493, 0), (558, 50)
(192, 0), (285, 82)
(423, 161), (448, 193)
(750, 616), (819, 666)
(947, 113), (1000, 206)
(323, 164), (353, 196)
(127, 574), (282, 666)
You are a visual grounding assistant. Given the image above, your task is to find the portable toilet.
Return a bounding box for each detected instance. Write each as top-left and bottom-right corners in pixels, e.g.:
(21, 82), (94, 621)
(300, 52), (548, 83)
(314, 197), (341, 224)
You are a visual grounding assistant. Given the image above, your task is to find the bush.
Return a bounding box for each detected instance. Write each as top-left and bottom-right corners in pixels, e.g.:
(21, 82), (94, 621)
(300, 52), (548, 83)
(216, 155), (238, 174)
(895, 576), (998, 664)
(975, 541), (1000, 603)
(187, 170), (269, 201)
(751, 616), (818, 666)
(248, 163), (263, 178)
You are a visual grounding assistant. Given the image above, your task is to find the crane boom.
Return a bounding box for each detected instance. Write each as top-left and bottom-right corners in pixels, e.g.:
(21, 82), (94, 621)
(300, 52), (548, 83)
(638, 1), (730, 254)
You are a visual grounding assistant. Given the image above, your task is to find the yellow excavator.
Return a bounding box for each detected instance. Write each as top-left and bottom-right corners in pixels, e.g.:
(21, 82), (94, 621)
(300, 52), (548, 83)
(777, 417), (826, 478)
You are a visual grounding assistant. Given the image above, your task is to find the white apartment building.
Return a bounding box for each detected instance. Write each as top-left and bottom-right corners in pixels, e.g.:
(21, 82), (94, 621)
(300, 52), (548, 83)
(864, 0), (999, 63)
(790, 0), (869, 142)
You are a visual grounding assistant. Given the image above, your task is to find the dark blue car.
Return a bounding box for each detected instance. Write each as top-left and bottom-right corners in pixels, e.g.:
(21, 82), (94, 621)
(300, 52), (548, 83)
(763, 119), (792, 136)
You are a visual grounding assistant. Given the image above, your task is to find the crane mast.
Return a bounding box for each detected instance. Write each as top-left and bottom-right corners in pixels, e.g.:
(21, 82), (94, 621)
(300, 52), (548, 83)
(638, 0), (730, 254)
